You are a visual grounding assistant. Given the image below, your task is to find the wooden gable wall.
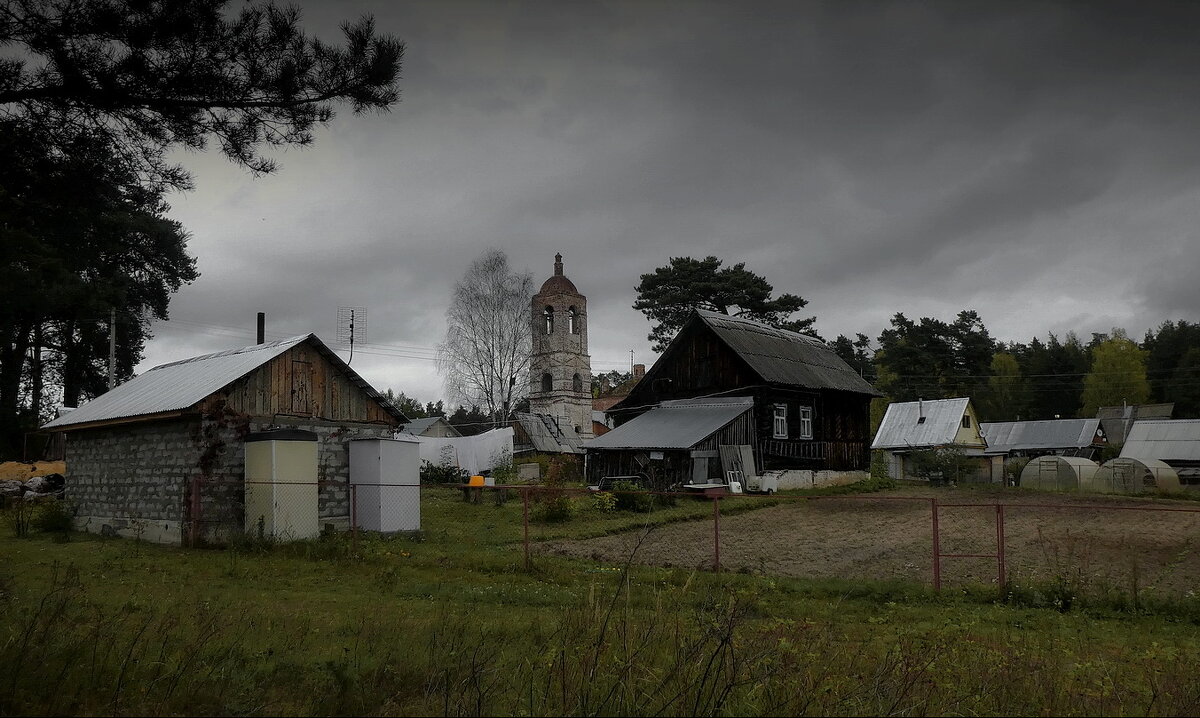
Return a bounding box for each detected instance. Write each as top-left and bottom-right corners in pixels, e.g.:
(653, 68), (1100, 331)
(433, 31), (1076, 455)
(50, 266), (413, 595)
(616, 321), (755, 419)
(216, 343), (396, 425)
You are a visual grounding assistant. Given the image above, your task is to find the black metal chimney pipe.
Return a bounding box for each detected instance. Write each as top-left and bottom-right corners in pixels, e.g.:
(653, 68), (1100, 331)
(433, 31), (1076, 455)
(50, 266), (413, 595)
(256, 312), (265, 344)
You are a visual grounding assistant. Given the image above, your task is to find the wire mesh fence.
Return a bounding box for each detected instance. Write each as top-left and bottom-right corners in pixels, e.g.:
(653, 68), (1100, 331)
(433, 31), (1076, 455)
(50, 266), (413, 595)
(53, 476), (1200, 603)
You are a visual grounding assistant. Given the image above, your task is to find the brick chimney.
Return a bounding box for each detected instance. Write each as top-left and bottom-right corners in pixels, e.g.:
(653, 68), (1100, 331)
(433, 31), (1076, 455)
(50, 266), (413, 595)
(633, 363), (646, 380)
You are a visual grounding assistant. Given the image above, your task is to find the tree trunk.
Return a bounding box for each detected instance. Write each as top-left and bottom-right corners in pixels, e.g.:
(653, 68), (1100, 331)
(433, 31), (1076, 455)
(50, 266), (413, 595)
(0, 320), (34, 458)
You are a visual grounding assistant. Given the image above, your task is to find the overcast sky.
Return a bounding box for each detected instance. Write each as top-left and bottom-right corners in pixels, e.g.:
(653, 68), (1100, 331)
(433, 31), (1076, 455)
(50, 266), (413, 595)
(142, 0), (1200, 406)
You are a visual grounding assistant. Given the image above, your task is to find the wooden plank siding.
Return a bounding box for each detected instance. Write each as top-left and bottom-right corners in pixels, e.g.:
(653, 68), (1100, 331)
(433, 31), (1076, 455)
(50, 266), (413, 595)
(612, 319), (873, 472)
(218, 345), (396, 425)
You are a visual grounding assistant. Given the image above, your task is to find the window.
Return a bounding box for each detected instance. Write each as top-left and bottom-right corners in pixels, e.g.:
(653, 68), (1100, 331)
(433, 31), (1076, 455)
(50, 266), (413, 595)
(572, 373), (583, 393)
(799, 406), (813, 440)
(772, 404), (788, 439)
(543, 306), (554, 334)
(962, 415), (971, 429)
(541, 373), (552, 392)
(568, 306), (578, 334)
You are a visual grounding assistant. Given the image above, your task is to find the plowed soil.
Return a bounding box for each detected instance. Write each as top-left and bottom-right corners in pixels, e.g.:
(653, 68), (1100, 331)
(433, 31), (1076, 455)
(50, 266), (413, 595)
(540, 486), (1200, 595)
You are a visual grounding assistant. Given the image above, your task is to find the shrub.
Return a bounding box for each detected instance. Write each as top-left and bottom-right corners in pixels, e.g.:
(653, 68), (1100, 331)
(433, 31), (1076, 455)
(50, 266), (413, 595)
(613, 480), (654, 513)
(589, 491), (618, 514)
(1004, 457), (1030, 486)
(869, 450), (891, 481)
(420, 460), (468, 485)
(531, 494), (576, 523)
(32, 500), (74, 534)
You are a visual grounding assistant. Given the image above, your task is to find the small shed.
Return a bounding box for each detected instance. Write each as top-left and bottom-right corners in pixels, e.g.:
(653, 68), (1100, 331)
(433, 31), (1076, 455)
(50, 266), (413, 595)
(1090, 458), (1181, 494)
(1019, 456), (1099, 491)
(584, 396), (755, 488)
(42, 334), (407, 544)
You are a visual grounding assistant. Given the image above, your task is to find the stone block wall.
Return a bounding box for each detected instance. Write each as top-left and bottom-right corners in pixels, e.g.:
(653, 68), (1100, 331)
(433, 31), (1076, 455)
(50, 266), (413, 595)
(65, 418), (202, 543)
(64, 415), (394, 544)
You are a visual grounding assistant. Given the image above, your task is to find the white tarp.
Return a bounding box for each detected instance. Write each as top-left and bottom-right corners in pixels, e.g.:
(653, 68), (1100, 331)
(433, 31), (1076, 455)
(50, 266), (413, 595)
(406, 427), (514, 476)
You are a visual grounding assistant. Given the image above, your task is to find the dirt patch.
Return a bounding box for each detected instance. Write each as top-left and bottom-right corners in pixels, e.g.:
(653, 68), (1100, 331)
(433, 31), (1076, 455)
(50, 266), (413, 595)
(0, 460), (65, 481)
(540, 487), (1200, 596)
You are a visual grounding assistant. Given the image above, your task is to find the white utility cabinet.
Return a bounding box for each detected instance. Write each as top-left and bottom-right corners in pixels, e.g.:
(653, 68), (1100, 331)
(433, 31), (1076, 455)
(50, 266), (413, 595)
(244, 429), (319, 540)
(350, 437), (421, 532)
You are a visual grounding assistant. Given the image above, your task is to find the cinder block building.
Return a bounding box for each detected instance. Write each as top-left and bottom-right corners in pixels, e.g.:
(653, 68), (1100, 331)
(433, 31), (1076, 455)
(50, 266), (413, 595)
(43, 334), (406, 544)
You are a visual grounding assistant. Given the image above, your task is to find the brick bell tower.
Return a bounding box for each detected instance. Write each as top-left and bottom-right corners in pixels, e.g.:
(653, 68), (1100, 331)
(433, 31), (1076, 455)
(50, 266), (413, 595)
(529, 252), (593, 439)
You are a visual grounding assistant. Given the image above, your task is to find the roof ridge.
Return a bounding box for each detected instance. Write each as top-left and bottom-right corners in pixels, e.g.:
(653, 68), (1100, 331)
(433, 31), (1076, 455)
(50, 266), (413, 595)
(150, 333), (311, 371)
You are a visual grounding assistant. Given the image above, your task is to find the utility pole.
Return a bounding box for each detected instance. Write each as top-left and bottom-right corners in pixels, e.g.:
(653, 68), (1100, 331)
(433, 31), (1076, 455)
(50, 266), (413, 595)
(108, 307), (116, 390)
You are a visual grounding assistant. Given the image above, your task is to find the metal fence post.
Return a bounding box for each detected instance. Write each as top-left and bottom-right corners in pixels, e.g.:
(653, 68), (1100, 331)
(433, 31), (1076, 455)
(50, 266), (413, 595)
(931, 497), (941, 591)
(997, 503), (1006, 589)
(350, 483), (358, 554)
(713, 495), (721, 573)
(522, 486), (530, 572)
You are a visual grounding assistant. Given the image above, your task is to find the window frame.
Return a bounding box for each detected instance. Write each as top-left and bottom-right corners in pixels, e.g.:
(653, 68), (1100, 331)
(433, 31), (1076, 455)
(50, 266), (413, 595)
(772, 404), (788, 439)
(798, 406), (814, 440)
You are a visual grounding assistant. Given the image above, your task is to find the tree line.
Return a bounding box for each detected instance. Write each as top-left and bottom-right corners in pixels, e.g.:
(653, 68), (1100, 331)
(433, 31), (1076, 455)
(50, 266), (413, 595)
(833, 316), (1199, 422)
(1, 0), (404, 458)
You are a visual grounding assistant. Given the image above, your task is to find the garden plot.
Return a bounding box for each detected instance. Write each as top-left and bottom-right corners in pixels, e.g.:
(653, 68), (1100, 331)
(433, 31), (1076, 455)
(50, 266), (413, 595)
(539, 487), (1200, 597)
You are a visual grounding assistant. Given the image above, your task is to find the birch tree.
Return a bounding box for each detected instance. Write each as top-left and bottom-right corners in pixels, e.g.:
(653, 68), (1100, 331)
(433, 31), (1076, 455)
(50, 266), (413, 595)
(437, 250), (533, 422)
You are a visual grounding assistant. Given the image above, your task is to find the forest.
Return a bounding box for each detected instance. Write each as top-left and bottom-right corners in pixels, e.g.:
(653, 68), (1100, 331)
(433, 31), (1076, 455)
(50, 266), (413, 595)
(830, 314), (1200, 422)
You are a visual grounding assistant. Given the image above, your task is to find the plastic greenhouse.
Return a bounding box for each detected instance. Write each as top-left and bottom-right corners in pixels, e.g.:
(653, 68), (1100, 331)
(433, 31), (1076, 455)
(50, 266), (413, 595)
(1019, 455), (1099, 491)
(1090, 458), (1181, 495)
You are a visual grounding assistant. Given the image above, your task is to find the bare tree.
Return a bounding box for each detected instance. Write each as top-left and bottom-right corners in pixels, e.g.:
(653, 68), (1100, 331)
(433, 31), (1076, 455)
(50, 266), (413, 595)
(438, 250), (533, 423)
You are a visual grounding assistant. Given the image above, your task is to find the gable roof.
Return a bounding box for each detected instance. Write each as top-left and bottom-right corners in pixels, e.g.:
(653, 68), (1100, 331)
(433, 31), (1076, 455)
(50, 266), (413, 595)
(399, 416), (461, 437)
(1120, 419), (1200, 462)
(584, 396), (754, 450)
(694, 311), (881, 395)
(44, 334), (406, 430)
(980, 418), (1103, 454)
(871, 398), (981, 450)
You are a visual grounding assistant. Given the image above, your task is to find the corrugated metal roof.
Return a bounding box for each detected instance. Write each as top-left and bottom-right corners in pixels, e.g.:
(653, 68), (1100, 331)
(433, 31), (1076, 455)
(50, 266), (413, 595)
(871, 398), (979, 450)
(44, 334), (406, 429)
(980, 419), (1102, 453)
(583, 396), (753, 450)
(1121, 419), (1200, 461)
(696, 311), (881, 396)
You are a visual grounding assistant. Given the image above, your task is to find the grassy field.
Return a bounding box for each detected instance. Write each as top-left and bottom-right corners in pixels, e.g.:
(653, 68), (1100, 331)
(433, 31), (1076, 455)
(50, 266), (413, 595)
(4, 483), (1200, 716)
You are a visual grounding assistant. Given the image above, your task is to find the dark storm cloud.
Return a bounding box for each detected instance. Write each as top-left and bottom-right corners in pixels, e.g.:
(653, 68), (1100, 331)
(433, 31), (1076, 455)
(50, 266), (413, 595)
(141, 1), (1200, 399)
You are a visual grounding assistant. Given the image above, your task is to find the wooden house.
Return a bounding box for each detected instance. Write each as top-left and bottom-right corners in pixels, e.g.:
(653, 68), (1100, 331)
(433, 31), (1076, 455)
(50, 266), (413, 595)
(871, 397), (1001, 482)
(589, 311), (880, 488)
(42, 334), (407, 544)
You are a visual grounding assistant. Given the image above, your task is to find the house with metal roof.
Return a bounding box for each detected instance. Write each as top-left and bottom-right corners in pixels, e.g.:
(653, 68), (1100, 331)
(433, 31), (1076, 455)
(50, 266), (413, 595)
(593, 310), (881, 489)
(1097, 403), (1174, 445)
(979, 418), (1107, 460)
(1120, 419), (1200, 484)
(43, 334), (407, 544)
(398, 416), (462, 438)
(871, 398), (1000, 482)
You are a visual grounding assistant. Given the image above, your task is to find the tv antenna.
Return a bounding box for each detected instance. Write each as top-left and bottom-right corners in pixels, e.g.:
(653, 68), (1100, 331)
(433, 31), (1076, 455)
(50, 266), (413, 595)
(336, 306), (366, 364)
